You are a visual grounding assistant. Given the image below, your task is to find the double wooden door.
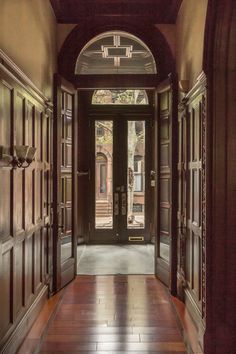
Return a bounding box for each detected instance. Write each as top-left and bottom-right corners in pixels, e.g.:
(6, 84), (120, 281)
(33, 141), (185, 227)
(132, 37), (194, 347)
(89, 113), (152, 244)
(53, 75), (78, 291)
(155, 76), (178, 292)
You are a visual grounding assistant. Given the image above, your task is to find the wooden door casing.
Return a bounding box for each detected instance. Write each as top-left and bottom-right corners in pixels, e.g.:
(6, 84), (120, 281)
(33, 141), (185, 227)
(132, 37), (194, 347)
(0, 63), (52, 352)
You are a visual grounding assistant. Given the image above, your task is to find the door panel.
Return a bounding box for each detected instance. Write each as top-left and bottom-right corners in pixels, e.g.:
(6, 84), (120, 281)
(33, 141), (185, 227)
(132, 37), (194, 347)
(89, 114), (151, 243)
(186, 95), (203, 308)
(53, 75), (78, 291)
(156, 76), (178, 291)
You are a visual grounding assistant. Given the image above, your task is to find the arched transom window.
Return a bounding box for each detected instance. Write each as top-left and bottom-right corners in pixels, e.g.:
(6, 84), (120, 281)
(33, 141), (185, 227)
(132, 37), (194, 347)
(75, 31), (157, 75)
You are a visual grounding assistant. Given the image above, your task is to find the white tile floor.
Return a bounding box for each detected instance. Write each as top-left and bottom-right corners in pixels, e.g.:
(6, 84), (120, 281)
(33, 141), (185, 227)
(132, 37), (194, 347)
(77, 244), (155, 275)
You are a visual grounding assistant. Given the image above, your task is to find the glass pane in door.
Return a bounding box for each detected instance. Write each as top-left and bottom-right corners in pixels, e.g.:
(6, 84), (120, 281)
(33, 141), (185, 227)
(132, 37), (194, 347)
(95, 121), (113, 229)
(127, 121), (145, 229)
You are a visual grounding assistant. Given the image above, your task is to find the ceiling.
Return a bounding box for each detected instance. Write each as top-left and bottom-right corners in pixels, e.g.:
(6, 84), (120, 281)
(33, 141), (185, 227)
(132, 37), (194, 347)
(50, 0), (183, 24)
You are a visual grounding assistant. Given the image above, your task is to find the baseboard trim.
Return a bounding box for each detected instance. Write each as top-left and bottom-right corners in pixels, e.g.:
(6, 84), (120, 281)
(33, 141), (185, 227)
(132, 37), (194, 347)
(170, 295), (204, 354)
(1, 286), (48, 354)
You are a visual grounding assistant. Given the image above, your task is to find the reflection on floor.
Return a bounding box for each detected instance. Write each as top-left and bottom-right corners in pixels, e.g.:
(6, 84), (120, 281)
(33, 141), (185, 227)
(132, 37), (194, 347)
(37, 276), (186, 353)
(77, 244), (154, 275)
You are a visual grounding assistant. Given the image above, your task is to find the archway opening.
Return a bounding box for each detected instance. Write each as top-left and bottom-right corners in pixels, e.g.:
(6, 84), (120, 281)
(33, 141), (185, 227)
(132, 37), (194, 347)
(75, 31), (157, 75)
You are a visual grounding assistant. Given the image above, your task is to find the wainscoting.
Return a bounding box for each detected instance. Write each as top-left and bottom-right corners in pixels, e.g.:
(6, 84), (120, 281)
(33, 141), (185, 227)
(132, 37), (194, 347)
(0, 51), (52, 353)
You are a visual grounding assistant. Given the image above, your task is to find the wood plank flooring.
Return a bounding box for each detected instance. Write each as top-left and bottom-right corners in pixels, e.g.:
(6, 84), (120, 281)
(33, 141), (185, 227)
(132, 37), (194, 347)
(39, 275), (186, 353)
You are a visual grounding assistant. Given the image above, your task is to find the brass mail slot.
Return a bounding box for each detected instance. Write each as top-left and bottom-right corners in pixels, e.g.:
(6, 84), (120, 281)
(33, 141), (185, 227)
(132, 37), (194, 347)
(128, 236), (144, 242)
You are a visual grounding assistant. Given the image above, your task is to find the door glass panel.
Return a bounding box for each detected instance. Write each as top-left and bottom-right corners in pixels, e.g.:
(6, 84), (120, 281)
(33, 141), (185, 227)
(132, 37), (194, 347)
(127, 121), (145, 229)
(95, 121), (113, 229)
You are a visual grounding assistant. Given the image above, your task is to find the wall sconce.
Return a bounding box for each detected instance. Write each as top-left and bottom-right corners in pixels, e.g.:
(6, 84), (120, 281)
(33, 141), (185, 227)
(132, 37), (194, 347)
(12, 145), (37, 168)
(0, 146), (12, 166)
(0, 145), (36, 169)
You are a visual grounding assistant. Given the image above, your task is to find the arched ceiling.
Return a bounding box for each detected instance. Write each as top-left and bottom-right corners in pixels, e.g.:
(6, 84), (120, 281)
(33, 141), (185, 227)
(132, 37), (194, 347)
(50, 0), (182, 24)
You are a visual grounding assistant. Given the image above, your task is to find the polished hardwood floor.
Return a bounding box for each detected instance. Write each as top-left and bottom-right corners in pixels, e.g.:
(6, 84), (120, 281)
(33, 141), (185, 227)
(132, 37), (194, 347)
(20, 275), (187, 353)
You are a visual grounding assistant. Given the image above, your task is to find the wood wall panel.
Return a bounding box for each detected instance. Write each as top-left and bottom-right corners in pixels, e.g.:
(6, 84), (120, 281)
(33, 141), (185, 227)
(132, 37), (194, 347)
(0, 62), (52, 352)
(177, 72), (207, 346)
(0, 249), (13, 337)
(13, 241), (24, 318)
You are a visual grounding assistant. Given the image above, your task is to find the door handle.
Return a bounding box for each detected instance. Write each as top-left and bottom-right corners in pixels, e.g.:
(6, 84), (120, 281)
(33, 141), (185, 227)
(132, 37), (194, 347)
(121, 192), (127, 215)
(77, 170), (90, 179)
(114, 192), (119, 215)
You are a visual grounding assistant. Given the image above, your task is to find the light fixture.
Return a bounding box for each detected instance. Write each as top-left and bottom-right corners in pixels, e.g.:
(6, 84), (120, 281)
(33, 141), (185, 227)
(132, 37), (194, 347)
(0, 146), (12, 166)
(0, 145), (37, 169)
(12, 145), (37, 168)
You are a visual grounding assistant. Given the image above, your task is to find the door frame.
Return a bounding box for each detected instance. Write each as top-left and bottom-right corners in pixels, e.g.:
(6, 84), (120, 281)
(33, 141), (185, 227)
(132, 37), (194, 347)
(88, 102), (154, 244)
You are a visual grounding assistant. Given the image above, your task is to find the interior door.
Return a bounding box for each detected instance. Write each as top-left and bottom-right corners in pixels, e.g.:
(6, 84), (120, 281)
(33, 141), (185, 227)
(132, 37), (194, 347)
(53, 74), (78, 291)
(89, 114), (151, 244)
(155, 75), (178, 292)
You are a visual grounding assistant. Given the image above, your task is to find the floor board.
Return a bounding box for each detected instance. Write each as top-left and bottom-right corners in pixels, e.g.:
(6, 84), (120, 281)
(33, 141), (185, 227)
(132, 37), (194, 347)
(38, 275), (186, 353)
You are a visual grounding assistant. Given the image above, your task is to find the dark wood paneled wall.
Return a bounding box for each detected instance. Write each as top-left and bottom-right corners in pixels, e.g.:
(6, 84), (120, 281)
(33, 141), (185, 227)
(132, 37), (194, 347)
(177, 72), (207, 348)
(0, 60), (52, 353)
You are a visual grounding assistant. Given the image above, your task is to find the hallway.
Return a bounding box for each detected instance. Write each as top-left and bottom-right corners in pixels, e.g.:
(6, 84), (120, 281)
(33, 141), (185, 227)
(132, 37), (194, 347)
(26, 276), (186, 353)
(1, 1), (236, 353)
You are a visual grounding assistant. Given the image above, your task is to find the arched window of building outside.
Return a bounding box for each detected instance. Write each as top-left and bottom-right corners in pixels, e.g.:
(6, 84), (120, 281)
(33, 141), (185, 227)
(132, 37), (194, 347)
(92, 89), (149, 105)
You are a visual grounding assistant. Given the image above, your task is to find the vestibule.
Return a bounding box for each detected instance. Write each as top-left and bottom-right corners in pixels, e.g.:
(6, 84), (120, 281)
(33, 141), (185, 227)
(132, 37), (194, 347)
(0, 1), (235, 354)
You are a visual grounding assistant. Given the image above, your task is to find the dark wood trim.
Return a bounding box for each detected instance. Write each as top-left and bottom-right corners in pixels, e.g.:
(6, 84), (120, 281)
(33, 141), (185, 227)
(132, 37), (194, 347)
(203, 1), (236, 353)
(72, 87), (78, 275)
(170, 73), (178, 296)
(17, 289), (65, 354)
(75, 74), (159, 89)
(52, 74), (61, 292)
(170, 295), (203, 354)
(1, 285), (48, 354)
